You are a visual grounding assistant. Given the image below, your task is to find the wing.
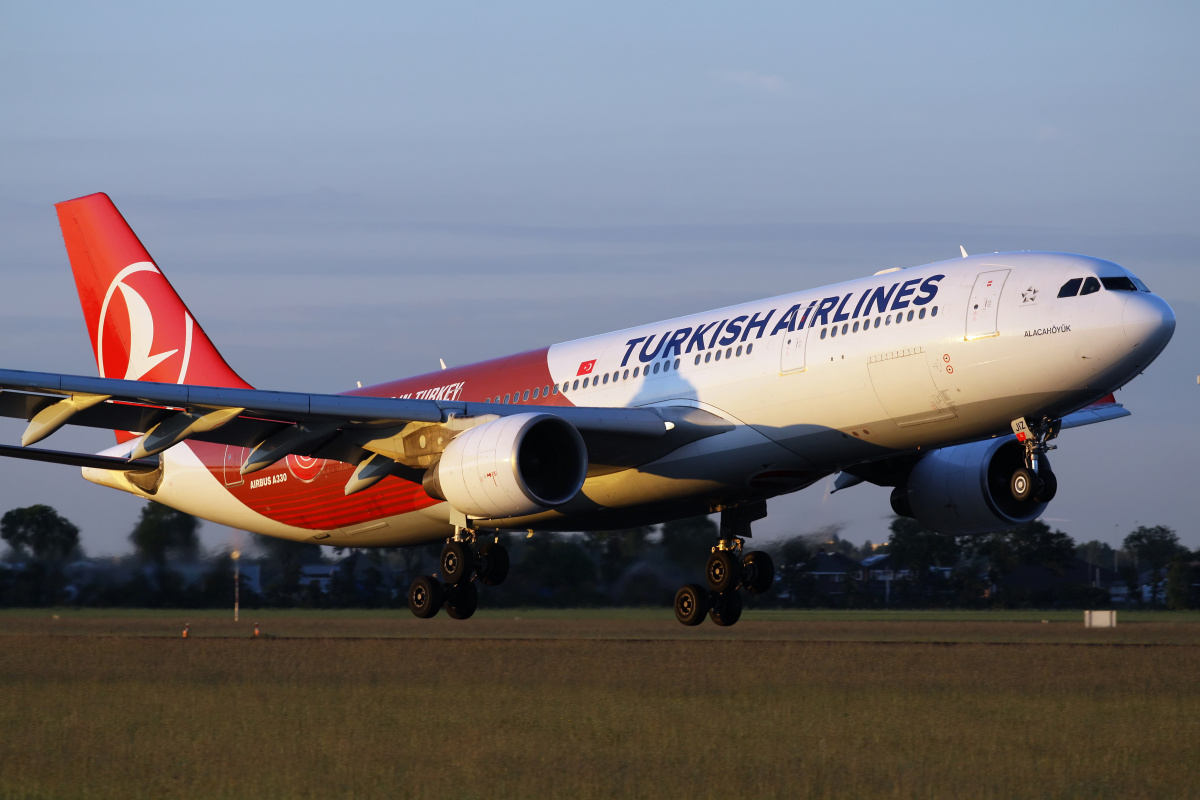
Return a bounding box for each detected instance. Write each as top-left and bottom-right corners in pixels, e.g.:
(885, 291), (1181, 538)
(0, 368), (732, 487)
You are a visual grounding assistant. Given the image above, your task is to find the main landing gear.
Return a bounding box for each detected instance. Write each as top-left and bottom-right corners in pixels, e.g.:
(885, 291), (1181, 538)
(1009, 415), (1060, 504)
(407, 527), (509, 621)
(674, 503), (775, 628)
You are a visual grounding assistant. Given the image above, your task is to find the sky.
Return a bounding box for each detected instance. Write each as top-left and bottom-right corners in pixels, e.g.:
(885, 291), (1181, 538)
(0, 2), (1197, 557)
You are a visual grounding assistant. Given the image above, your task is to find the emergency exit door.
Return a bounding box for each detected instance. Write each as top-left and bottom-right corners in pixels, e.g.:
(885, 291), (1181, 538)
(966, 269), (1010, 340)
(780, 325), (809, 373)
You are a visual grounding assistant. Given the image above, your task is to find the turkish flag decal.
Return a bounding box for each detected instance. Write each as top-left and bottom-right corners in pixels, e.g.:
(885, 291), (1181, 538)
(577, 359), (597, 376)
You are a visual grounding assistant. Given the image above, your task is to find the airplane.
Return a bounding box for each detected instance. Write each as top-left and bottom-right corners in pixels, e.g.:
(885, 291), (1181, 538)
(0, 193), (1175, 625)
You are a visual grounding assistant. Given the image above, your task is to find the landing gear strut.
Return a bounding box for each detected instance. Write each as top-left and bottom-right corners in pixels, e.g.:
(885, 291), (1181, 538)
(674, 502), (774, 627)
(407, 521), (509, 621)
(1010, 415), (1060, 504)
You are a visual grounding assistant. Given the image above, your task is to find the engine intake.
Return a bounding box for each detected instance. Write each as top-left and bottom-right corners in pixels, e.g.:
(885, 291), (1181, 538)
(423, 413), (587, 520)
(896, 437), (1048, 535)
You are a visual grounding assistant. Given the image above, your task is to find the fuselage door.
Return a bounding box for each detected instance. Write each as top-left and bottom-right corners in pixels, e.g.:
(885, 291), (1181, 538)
(966, 269), (1010, 340)
(223, 445), (245, 487)
(780, 325), (809, 373)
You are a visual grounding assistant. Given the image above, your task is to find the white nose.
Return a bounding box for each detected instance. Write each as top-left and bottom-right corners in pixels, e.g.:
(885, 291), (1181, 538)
(1122, 292), (1175, 360)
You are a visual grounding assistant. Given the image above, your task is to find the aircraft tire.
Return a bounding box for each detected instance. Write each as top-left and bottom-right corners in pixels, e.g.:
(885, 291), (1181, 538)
(408, 575), (443, 619)
(476, 541), (510, 587)
(674, 583), (709, 626)
(1009, 467), (1041, 503)
(444, 581), (478, 620)
(708, 590), (743, 627)
(742, 550), (775, 594)
(441, 541), (475, 586)
(706, 551), (741, 593)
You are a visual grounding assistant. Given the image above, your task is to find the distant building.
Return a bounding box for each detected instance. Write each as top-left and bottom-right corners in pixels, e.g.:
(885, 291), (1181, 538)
(805, 551), (863, 602)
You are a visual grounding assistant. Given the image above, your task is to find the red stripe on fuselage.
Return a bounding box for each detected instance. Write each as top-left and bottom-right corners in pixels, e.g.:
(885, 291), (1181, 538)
(196, 347), (571, 530)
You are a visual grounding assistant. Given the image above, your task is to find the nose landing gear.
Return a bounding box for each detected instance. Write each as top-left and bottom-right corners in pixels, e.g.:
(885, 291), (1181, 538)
(1010, 416), (1061, 504)
(674, 502), (774, 627)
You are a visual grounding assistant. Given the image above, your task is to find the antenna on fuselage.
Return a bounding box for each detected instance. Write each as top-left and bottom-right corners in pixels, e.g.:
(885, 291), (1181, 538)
(439, 359), (448, 371)
(960, 246), (969, 258)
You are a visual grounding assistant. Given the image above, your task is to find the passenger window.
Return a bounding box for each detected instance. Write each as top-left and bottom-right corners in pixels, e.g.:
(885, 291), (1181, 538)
(852, 321), (859, 333)
(820, 329), (827, 339)
(716, 349), (723, 359)
(633, 367), (640, 377)
(623, 369), (629, 380)
(1101, 276), (1138, 292)
(664, 361), (671, 372)
(552, 384), (559, 395)
(694, 355), (701, 365)
(572, 380), (580, 390)
(735, 346), (742, 357)
(885, 316), (891, 326)
(543, 385), (550, 396)
(746, 343), (753, 354)
(523, 389), (530, 401)
(504, 393), (511, 403)
(653, 362), (660, 374)
(831, 326), (838, 338)
(874, 317), (881, 328)
(705, 352), (712, 363)
(841, 324), (848, 335)
(532, 387), (540, 399)
(931, 306), (938, 317)
(674, 358), (680, 369)
(919, 308), (926, 319)
(725, 348), (732, 358)
(1058, 278), (1083, 298)
(907, 310), (914, 322)
(602, 373), (609, 385)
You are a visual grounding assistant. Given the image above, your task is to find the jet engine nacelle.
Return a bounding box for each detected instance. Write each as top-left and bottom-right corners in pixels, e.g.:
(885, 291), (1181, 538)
(895, 437), (1048, 536)
(423, 413), (588, 520)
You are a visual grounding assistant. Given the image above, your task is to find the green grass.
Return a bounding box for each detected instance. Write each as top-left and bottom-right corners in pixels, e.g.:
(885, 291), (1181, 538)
(1, 612), (1199, 798)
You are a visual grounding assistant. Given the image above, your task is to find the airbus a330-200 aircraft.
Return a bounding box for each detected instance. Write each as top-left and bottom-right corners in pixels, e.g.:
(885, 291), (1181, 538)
(0, 194), (1175, 625)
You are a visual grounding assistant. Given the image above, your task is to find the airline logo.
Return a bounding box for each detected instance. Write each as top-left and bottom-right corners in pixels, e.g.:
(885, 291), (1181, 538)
(97, 262), (194, 384)
(577, 360), (597, 376)
(618, 274), (945, 366)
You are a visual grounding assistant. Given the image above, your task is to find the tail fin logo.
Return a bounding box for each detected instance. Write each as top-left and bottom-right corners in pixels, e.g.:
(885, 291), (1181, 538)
(97, 262), (195, 383)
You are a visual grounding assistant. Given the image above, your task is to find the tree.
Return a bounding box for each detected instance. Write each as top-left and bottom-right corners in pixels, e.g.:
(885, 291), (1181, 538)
(1124, 525), (1182, 606)
(1166, 555), (1194, 611)
(582, 527), (655, 591)
(887, 517), (960, 573)
(659, 516), (718, 571)
(1076, 540), (1117, 570)
(0, 505), (81, 563)
(129, 503), (199, 566)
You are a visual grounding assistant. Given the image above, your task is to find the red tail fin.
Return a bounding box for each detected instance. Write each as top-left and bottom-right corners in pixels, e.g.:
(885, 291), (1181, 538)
(55, 193), (251, 391)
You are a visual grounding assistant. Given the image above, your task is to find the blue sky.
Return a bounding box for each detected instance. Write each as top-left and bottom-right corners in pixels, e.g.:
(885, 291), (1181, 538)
(0, 2), (1197, 555)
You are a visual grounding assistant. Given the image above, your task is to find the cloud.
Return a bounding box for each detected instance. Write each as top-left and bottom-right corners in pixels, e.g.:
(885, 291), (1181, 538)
(710, 69), (790, 94)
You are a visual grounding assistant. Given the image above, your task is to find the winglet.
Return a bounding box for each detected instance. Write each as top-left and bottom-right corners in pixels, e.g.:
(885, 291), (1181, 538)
(960, 246), (969, 258)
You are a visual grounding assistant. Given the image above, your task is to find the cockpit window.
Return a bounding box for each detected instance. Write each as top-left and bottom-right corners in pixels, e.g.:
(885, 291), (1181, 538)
(1131, 275), (1151, 292)
(1058, 278), (1083, 298)
(1080, 277), (1101, 296)
(1100, 276), (1138, 292)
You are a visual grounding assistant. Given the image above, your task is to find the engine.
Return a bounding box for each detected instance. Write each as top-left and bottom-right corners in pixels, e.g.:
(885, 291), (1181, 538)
(892, 437), (1049, 535)
(423, 413), (588, 520)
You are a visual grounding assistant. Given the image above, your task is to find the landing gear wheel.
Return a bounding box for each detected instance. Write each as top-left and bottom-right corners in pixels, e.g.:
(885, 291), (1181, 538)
(706, 550), (741, 593)
(741, 551), (775, 594)
(441, 541), (475, 586)
(1010, 467), (1042, 503)
(476, 541), (510, 587)
(674, 583), (709, 626)
(408, 575), (443, 619)
(1035, 467), (1058, 503)
(444, 581), (478, 620)
(709, 590), (743, 627)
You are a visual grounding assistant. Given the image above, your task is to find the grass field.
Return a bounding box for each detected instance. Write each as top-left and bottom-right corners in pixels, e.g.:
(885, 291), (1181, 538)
(1, 610), (1198, 799)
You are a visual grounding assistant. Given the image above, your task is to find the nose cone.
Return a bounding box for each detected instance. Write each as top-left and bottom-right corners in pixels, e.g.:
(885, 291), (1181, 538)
(1123, 292), (1176, 361)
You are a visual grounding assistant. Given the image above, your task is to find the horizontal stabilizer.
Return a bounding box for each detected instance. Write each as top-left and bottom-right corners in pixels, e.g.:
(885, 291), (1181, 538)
(0, 443), (159, 472)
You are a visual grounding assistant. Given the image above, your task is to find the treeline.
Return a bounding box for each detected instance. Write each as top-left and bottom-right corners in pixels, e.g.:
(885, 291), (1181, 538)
(0, 501), (1196, 609)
